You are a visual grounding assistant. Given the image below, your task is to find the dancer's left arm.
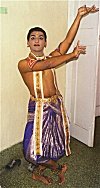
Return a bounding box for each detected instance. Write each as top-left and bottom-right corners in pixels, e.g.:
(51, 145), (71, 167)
(50, 5), (99, 56)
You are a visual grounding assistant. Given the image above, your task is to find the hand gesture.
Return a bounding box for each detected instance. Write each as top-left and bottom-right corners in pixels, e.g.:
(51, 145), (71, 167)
(73, 41), (86, 58)
(78, 5), (99, 18)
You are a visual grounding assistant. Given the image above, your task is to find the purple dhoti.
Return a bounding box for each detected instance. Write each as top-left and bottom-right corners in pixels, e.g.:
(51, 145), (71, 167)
(23, 95), (71, 165)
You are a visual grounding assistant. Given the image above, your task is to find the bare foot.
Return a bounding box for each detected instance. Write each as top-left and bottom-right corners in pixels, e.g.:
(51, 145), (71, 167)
(43, 175), (53, 183)
(58, 164), (68, 184)
(38, 165), (46, 174)
(32, 173), (51, 185)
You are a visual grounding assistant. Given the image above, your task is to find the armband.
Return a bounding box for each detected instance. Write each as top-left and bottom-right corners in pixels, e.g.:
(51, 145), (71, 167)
(27, 57), (38, 69)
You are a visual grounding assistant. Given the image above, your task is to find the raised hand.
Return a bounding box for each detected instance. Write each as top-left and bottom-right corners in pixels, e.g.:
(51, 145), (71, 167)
(73, 41), (86, 58)
(78, 5), (99, 18)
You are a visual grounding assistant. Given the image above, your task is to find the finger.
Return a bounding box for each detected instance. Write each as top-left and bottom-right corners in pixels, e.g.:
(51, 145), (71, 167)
(84, 5), (88, 12)
(78, 47), (86, 52)
(81, 48), (86, 52)
(91, 8), (99, 12)
(87, 5), (99, 13)
(78, 45), (86, 48)
(82, 5), (93, 14)
(91, 5), (99, 11)
(77, 44), (86, 49)
(81, 5), (87, 10)
(77, 40), (80, 47)
(81, 51), (86, 54)
(86, 6), (95, 13)
(78, 46), (86, 49)
(79, 49), (86, 54)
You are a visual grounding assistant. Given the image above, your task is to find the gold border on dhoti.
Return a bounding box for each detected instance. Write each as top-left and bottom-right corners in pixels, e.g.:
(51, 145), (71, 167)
(60, 99), (71, 156)
(33, 101), (43, 156)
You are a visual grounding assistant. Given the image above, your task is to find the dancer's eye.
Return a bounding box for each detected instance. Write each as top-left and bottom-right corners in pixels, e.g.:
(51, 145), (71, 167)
(31, 37), (35, 40)
(39, 37), (44, 40)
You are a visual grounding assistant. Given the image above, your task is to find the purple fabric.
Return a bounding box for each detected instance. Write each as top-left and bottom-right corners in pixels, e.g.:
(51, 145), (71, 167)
(23, 97), (67, 164)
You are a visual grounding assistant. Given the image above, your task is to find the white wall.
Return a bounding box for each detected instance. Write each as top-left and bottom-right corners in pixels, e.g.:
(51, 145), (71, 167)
(0, 0), (68, 151)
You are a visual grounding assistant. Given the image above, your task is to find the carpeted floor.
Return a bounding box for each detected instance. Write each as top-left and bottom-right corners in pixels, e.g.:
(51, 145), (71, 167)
(0, 117), (100, 188)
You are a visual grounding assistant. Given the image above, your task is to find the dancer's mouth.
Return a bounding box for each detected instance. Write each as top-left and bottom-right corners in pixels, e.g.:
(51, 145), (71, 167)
(34, 44), (40, 46)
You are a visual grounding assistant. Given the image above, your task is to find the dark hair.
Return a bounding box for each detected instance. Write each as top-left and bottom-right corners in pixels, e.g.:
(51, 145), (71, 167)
(27, 27), (47, 42)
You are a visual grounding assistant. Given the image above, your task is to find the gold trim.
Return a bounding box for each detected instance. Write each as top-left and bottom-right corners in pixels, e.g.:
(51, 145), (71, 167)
(34, 101), (43, 155)
(60, 100), (71, 156)
(30, 94), (61, 103)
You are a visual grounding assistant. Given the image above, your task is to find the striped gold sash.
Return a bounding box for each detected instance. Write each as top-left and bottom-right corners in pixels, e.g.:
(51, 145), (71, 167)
(33, 71), (44, 157)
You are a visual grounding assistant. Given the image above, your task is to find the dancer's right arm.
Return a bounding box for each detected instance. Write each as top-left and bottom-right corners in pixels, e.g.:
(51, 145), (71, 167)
(18, 41), (86, 73)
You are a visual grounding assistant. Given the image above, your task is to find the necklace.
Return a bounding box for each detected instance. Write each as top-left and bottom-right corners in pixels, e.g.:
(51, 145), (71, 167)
(30, 51), (45, 60)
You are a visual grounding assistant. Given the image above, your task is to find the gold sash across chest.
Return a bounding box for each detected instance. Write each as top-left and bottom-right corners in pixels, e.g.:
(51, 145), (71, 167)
(32, 71), (44, 157)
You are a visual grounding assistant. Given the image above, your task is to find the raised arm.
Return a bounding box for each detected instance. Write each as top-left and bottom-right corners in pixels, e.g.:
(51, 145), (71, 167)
(18, 41), (86, 73)
(50, 5), (99, 56)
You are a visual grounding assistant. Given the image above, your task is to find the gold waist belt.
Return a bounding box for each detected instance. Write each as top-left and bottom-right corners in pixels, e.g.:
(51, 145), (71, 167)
(30, 94), (62, 103)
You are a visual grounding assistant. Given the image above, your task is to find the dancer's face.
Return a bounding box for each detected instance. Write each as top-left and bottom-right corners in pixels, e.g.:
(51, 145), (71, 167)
(27, 31), (47, 53)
